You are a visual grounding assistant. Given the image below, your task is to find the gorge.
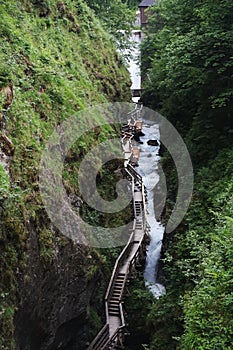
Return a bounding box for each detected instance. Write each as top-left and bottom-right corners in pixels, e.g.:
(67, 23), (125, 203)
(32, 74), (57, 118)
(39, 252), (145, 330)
(1, 0), (233, 349)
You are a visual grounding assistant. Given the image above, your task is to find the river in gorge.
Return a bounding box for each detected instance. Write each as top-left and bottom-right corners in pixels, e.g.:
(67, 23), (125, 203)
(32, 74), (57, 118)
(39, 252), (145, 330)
(127, 19), (166, 297)
(137, 121), (166, 298)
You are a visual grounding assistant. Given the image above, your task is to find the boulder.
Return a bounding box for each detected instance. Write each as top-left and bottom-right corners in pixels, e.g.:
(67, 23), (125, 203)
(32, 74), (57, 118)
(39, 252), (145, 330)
(147, 139), (159, 146)
(133, 131), (143, 143)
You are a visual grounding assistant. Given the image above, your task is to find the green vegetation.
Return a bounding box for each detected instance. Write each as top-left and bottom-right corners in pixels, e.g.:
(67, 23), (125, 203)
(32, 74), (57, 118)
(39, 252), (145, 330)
(122, 0), (141, 9)
(127, 0), (233, 349)
(142, 150), (233, 349)
(3, 0), (232, 348)
(84, 0), (139, 53)
(0, 0), (131, 347)
(0, 164), (10, 199)
(142, 0), (232, 163)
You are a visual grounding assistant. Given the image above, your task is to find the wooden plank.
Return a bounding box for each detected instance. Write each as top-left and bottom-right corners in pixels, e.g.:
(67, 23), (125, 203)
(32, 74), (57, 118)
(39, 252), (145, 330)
(135, 120), (142, 131)
(88, 104), (150, 350)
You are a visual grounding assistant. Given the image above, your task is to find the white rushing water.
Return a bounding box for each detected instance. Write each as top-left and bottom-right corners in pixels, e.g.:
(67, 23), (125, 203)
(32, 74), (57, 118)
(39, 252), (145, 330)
(128, 30), (141, 92)
(126, 11), (165, 298)
(137, 122), (166, 298)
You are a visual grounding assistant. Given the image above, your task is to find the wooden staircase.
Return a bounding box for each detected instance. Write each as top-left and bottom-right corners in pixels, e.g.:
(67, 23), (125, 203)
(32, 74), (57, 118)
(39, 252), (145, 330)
(87, 104), (150, 350)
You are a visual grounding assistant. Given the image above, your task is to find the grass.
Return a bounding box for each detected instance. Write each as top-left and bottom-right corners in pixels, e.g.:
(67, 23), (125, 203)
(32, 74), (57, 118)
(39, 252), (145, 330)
(0, 0), (131, 347)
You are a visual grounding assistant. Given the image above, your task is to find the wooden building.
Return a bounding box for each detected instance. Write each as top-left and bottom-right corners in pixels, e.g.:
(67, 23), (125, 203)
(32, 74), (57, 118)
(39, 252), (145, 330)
(138, 0), (155, 28)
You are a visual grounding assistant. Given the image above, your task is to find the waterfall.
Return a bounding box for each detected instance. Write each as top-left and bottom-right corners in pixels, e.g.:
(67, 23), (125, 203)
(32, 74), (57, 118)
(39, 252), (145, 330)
(137, 122), (166, 298)
(126, 12), (165, 298)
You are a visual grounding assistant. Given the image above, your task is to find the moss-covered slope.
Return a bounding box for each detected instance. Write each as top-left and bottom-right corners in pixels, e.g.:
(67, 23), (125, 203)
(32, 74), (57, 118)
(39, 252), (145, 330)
(0, 1), (131, 348)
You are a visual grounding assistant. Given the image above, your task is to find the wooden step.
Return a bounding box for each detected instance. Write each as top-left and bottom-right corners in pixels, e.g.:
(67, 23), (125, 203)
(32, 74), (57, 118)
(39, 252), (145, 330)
(109, 300), (120, 304)
(115, 280), (124, 284)
(113, 288), (122, 293)
(115, 283), (124, 288)
(108, 310), (120, 316)
(115, 281), (124, 286)
(111, 297), (120, 303)
(115, 277), (125, 282)
(109, 307), (119, 313)
(115, 277), (125, 281)
(114, 283), (123, 290)
(109, 311), (120, 317)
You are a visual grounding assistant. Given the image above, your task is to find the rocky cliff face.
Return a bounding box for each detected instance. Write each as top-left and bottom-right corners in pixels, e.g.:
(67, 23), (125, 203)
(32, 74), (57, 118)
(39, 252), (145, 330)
(0, 1), (131, 348)
(14, 230), (105, 350)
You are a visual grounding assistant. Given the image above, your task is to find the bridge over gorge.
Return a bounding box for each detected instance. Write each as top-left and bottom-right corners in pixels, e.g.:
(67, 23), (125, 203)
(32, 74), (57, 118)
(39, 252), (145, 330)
(87, 105), (151, 350)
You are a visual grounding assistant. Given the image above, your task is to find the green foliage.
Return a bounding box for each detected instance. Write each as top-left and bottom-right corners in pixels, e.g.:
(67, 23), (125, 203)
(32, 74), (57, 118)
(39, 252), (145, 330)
(0, 292), (15, 349)
(0, 164), (10, 199)
(179, 153), (233, 349)
(89, 306), (102, 332)
(124, 273), (155, 349)
(145, 149), (233, 349)
(122, 0), (141, 9)
(141, 0), (233, 163)
(0, 0), (131, 347)
(84, 0), (136, 53)
(0, 62), (12, 89)
(140, 1), (233, 348)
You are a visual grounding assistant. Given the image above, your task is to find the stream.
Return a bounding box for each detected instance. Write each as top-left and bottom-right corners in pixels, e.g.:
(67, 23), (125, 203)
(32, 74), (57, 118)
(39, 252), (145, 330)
(137, 122), (166, 298)
(127, 16), (165, 298)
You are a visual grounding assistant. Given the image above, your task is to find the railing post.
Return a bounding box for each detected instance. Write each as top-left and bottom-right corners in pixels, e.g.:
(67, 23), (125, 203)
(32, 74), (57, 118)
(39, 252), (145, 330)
(88, 104), (151, 350)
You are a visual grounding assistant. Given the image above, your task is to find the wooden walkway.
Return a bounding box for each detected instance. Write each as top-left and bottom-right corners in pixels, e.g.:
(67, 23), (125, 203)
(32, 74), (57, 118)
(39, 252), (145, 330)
(87, 104), (150, 350)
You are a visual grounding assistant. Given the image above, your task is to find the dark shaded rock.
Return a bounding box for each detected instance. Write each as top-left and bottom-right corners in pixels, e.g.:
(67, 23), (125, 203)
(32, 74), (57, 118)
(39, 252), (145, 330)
(133, 132), (141, 142)
(138, 131), (145, 137)
(147, 139), (159, 146)
(158, 143), (166, 157)
(14, 221), (106, 350)
(133, 131), (144, 143)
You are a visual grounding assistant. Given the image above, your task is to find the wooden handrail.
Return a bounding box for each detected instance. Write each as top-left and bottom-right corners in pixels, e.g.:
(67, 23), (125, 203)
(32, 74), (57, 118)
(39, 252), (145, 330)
(105, 325), (125, 348)
(126, 163), (143, 183)
(87, 324), (110, 350)
(105, 230), (135, 302)
(87, 104), (150, 350)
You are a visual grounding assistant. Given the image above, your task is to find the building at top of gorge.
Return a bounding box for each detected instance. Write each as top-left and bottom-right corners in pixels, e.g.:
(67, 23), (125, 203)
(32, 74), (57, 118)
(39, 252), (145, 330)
(138, 0), (155, 28)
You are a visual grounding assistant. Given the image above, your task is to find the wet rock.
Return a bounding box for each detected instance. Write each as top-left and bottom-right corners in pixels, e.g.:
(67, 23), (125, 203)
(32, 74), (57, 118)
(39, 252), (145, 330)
(69, 194), (83, 208)
(0, 132), (14, 156)
(0, 84), (14, 111)
(158, 143), (166, 157)
(147, 139), (159, 146)
(138, 131), (145, 137)
(133, 131), (144, 143)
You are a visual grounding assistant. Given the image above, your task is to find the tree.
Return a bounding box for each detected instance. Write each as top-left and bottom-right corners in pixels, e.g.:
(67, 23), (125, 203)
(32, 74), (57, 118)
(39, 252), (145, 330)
(141, 0), (233, 162)
(84, 0), (136, 53)
(140, 1), (233, 349)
